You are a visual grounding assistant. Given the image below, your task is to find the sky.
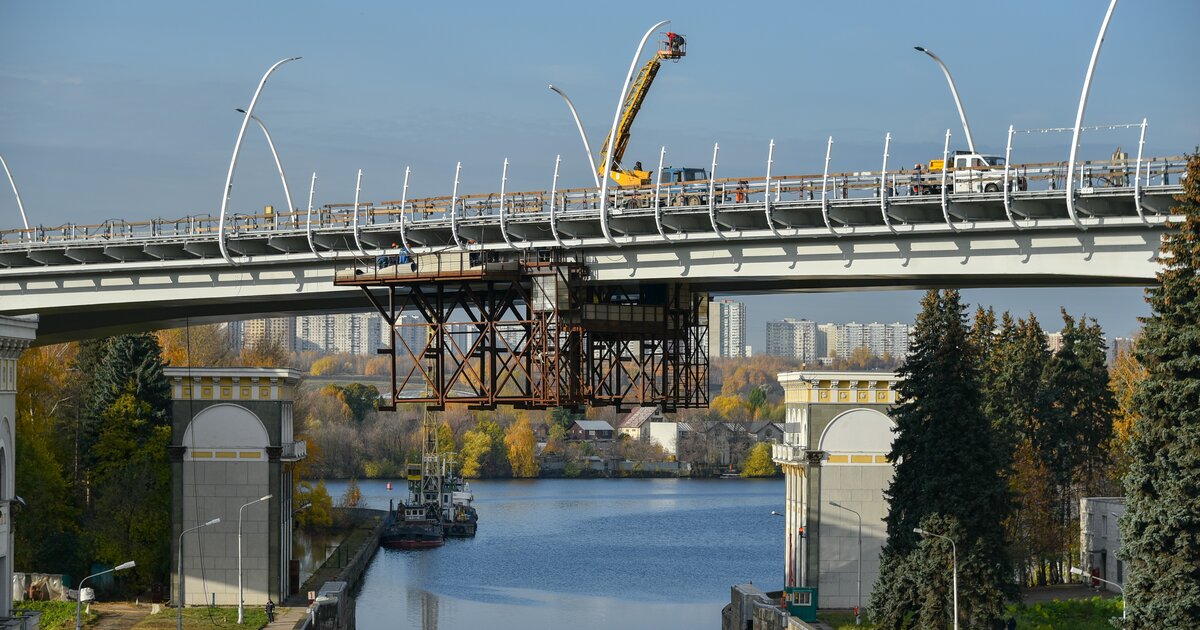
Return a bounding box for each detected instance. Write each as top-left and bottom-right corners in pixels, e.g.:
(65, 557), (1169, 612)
(2, 1), (1197, 344)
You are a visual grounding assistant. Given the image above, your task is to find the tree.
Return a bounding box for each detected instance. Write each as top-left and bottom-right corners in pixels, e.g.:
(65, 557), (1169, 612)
(460, 420), (509, 478)
(869, 290), (1014, 628)
(14, 344), (81, 575)
(342, 478), (362, 507)
(296, 480), (334, 530)
(740, 443), (778, 477)
(504, 417), (539, 478)
(156, 324), (237, 367)
(1108, 345), (1146, 481)
(89, 391), (172, 595)
(1120, 152), (1200, 628)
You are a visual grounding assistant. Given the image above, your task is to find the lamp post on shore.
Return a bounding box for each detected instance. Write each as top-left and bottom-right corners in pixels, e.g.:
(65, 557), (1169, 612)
(75, 561), (135, 630)
(1070, 566), (1126, 620)
(238, 494), (273, 624)
(830, 502), (862, 626)
(915, 527), (957, 630)
(179, 517), (220, 630)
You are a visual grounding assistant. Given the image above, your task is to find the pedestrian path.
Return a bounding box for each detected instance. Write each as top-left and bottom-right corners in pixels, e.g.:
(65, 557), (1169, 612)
(262, 606), (307, 630)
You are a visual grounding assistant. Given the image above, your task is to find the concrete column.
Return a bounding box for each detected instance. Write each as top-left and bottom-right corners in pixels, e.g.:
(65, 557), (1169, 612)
(804, 450), (826, 592)
(0, 316), (37, 616)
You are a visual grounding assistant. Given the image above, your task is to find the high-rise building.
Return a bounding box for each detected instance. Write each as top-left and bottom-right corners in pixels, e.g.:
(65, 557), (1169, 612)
(1107, 336), (1135, 366)
(818, 323), (839, 359)
(708, 299), (747, 358)
(837, 322), (865, 359)
(1047, 332), (1065, 354)
(295, 313), (385, 355)
(883, 322), (910, 358)
(766, 318), (819, 362)
(242, 317), (295, 352)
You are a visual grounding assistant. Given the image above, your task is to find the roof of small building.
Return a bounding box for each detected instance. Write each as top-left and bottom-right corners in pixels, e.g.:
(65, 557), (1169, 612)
(747, 421), (784, 434)
(573, 420), (615, 432)
(617, 406), (658, 428)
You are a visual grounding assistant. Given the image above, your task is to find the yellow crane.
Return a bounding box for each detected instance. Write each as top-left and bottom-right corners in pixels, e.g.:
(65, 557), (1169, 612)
(598, 32), (686, 187)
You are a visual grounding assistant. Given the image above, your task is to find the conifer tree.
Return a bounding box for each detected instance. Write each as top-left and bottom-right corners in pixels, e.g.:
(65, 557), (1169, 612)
(1120, 152), (1200, 627)
(869, 290), (1014, 628)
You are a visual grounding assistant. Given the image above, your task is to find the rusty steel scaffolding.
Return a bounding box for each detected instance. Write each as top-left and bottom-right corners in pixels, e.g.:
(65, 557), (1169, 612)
(336, 251), (709, 412)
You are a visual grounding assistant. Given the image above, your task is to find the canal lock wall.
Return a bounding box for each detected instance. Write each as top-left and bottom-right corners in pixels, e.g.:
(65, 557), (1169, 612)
(294, 508), (386, 630)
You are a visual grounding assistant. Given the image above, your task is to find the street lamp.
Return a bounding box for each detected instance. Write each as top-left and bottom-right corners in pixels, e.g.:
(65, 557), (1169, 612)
(598, 20), (670, 248)
(1070, 566), (1125, 620)
(234, 109), (295, 222)
(914, 527), (957, 630)
(547, 85), (601, 187)
(238, 494), (273, 624)
(830, 502), (862, 626)
(217, 56), (301, 267)
(75, 561), (135, 630)
(179, 517), (221, 630)
(1065, 0), (1120, 230)
(0, 154), (30, 238)
(912, 46), (977, 156)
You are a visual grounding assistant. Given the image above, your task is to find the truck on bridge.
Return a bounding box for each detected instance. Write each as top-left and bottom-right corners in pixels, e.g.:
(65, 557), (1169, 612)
(914, 150), (1027, 195)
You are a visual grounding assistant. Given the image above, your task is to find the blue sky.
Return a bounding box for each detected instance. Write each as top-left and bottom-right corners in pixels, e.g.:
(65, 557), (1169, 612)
(2, 1), (1197, 342)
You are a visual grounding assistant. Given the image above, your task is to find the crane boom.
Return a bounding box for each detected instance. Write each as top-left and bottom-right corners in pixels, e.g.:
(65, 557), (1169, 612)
(598, 33), (686, 187)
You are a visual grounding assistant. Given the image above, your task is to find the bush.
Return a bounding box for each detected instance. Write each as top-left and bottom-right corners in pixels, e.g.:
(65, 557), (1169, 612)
(14, 601), (94, 630)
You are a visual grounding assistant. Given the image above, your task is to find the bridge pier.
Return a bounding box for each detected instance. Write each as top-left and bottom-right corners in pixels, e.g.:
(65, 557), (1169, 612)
(337, 250), (709, 411)
(0, 315), (37, 618)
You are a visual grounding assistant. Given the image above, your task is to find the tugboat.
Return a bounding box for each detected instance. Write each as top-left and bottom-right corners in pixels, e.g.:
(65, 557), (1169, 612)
(382, 403), (449, 549)
(381, 498), (444, 549)
(442, 469), (478, 538)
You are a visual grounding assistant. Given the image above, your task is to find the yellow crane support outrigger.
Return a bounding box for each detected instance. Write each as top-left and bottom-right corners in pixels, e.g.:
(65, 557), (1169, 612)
(598, 32), (686, 187)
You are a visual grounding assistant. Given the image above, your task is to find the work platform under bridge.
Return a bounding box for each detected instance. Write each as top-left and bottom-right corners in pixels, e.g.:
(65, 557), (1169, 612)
(334, 250), (709, 412)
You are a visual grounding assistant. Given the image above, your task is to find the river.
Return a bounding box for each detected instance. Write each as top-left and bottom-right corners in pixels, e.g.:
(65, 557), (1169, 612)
(319, 477), (783, 630)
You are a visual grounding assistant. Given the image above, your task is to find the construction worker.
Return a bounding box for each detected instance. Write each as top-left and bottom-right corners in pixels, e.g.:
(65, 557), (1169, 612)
(735, 180), (748, 204)
(666, 32), (685, 55)
(912, 163), (924, 195)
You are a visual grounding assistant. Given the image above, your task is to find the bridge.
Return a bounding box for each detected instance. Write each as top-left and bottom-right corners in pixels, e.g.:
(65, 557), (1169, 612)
(0, 154), (1184, 340)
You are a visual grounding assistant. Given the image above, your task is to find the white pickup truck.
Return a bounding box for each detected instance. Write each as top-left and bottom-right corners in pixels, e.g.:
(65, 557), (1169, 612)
(915, 151), (1027, 194)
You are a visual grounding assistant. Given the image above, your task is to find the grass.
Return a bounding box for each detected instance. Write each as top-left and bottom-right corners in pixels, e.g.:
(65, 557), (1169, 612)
(14, 601), (95, 630)
(1009, 596), (1124, 630)
(131, 606), (274, 629)
(818, 597), (1123, 630)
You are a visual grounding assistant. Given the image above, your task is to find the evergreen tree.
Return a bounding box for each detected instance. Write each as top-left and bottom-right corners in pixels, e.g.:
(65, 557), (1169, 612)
(1120, 152), (1200, 628)
(869, 290), (1014, 628)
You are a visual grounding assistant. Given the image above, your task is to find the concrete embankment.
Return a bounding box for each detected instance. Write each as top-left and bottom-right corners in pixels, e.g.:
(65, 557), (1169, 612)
(289, 507), (386, 630)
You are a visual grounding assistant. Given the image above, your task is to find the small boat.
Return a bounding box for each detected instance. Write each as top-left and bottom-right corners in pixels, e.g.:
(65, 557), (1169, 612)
(443, 479), (478, 537)
(381, 503), (444, 550)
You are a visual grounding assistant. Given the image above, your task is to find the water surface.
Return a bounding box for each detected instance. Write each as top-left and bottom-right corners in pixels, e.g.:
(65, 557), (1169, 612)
(320, 477), (783, 629)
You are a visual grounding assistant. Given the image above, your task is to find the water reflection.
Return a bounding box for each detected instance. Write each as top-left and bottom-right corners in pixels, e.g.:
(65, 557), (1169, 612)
(339, 478), (783, 630)
(292, 528), (342, 586)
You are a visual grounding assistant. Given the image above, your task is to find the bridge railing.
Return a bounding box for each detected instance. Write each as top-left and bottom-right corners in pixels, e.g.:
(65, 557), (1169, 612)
(0, 156), (1187, 250)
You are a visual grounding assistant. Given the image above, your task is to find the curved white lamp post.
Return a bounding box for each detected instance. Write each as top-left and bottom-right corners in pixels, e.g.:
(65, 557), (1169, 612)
(598, 20), (670, 247)
(913, 46), (977, 156)
(238, 494), (273, 624)
(75, 561), (135, 630)
(217, 57), (300, 266)
(1069, 566), (1125, 620)
(234, 109), (295, 221)
(0, 154), (30, 239)
(548, 85), (601, 187)
(1066, 0), (1119, 230)
(915, 527), (957, 630)
(179, 517), (221, 630)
